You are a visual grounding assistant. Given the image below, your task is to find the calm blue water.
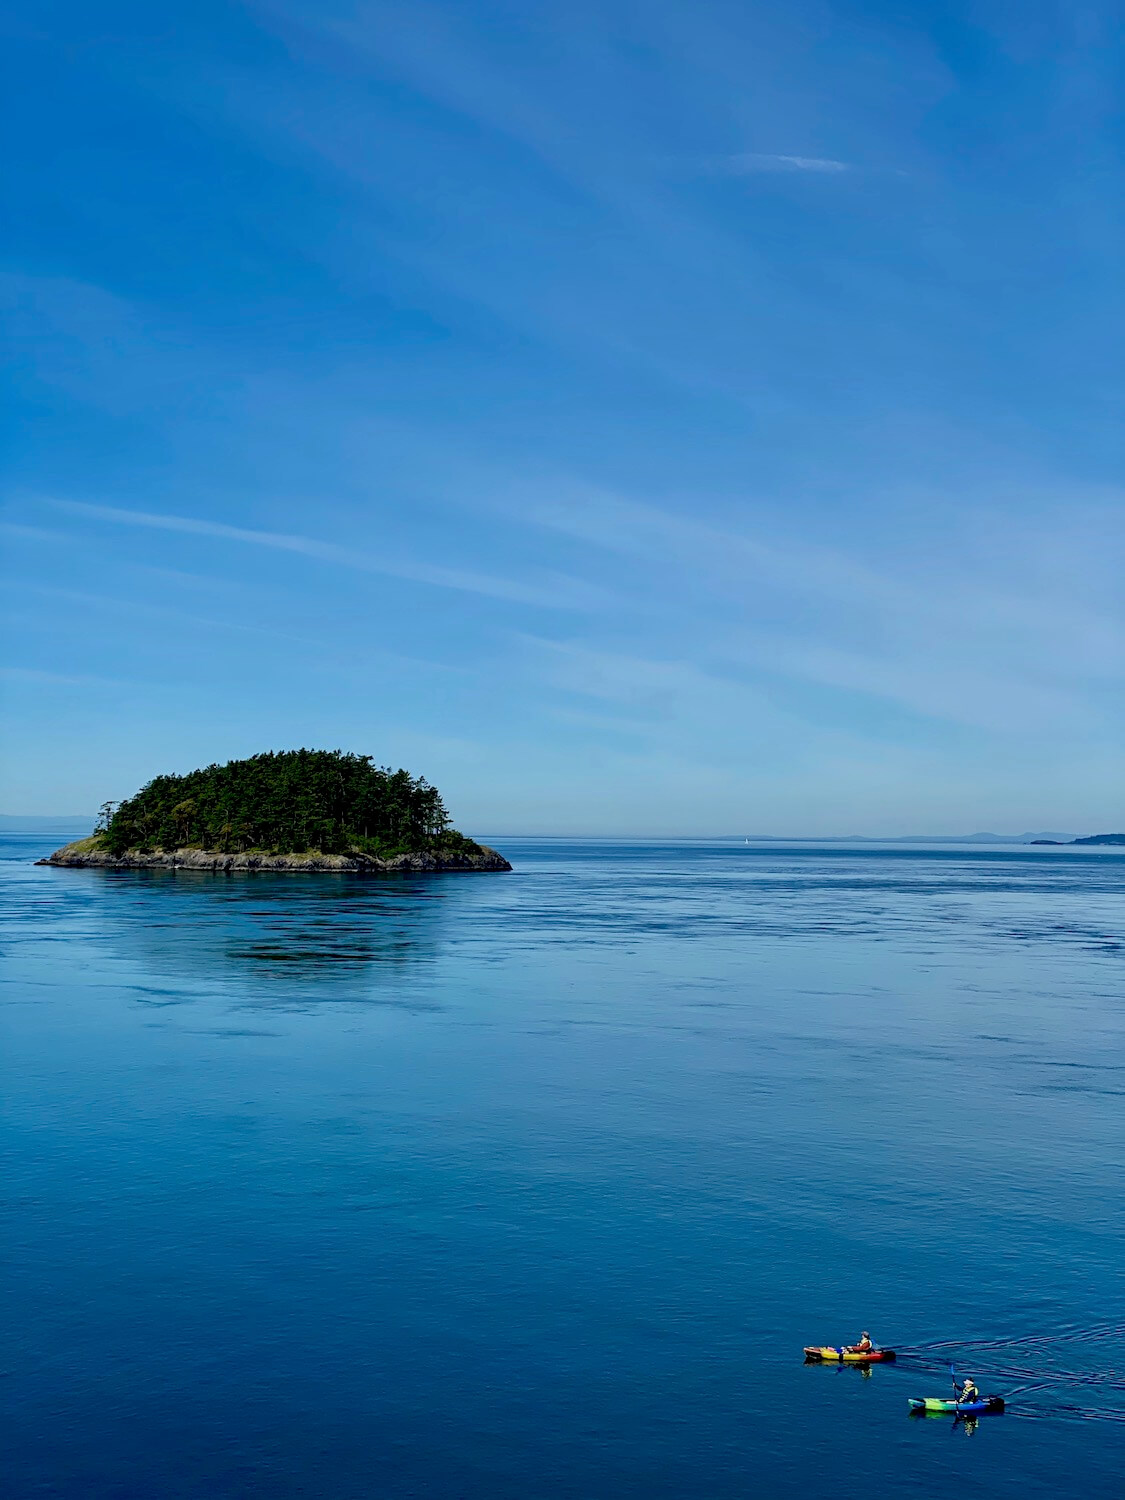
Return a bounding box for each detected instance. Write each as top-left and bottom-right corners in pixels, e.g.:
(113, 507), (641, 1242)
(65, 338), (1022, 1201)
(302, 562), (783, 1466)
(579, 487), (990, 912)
(3, 832), (1123, 1497)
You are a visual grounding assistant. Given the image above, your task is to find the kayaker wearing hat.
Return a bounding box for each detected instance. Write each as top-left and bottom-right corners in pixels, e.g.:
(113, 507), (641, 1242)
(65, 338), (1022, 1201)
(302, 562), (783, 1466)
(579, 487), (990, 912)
(848, 1331), (875, 1353)
(957, 1375), (980, 1406)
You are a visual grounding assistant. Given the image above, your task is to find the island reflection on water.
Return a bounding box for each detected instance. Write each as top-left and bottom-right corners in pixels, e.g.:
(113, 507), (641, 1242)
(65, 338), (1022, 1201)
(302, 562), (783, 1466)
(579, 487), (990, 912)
(97, 869), (466, 1002)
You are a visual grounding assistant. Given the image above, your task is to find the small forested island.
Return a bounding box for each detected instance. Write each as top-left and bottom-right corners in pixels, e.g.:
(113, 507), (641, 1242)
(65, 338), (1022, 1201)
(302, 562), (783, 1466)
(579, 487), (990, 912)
(40, 750), (511, 873)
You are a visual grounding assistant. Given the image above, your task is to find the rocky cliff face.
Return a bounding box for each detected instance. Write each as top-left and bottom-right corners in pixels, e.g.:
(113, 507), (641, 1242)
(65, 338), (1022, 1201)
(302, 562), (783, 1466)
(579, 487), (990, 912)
(38, 841), (512, 873)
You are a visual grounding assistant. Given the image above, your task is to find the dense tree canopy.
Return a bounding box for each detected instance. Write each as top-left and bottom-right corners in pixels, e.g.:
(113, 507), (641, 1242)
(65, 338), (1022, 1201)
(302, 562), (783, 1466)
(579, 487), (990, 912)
(96, 750), (471, 857)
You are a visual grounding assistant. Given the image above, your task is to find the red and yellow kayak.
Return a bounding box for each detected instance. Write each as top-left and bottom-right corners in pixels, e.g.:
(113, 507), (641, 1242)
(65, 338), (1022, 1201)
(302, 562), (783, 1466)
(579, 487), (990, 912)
(804, 1346), (897, 1363)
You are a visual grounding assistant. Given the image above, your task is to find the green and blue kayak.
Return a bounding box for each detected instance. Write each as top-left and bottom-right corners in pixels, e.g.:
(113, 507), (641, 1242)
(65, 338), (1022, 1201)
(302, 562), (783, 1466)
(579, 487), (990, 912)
(908, 1396), (1004, 1415)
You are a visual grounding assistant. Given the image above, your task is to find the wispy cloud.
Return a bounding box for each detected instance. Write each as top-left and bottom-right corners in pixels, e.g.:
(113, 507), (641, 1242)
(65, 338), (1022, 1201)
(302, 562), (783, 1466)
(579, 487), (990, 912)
(0, 666), (127, 689)
(507, 483), (1124, 733)
(24, 583), (320, 649)
(46, 500), (603, 612)
(0, 521), (77, 546)
(21, 582), (470, 679)
(718, 152), (852, 174)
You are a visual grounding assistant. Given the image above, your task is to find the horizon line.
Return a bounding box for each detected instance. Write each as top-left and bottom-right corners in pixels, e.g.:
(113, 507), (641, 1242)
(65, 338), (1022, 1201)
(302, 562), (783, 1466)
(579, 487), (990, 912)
(2, 815), (1104, 844)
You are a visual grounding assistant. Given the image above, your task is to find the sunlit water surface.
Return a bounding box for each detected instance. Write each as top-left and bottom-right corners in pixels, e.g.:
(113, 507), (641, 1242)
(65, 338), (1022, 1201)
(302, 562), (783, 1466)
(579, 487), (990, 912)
(3, 832), (1123, 1497)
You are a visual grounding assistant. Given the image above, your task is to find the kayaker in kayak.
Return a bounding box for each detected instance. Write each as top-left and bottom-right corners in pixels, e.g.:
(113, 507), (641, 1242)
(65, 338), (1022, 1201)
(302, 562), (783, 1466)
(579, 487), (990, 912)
(847, 1331), (874, 1353)
(957, 1377), (980, 1406)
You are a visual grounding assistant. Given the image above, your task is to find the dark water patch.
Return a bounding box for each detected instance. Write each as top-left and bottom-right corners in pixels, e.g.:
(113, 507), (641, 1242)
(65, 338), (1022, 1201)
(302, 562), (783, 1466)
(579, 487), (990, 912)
(226, 943), (379, 964)
(1024, 1083), (1125, 1097)
(186, 1027), (287, 1039)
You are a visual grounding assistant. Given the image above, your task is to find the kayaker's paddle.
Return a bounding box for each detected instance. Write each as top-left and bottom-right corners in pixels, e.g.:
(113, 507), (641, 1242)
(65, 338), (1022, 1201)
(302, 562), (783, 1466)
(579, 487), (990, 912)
(950, 1363), (959, 1399)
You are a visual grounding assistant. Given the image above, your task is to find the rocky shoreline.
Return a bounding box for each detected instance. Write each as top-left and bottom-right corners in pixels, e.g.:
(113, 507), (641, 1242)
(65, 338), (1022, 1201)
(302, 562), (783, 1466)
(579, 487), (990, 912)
(38, 841), (512, 874)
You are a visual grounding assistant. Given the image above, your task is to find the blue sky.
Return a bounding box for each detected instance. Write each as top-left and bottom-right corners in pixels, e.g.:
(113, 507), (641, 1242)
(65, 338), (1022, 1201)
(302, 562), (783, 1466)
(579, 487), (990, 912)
(3, 0), (1123, 833)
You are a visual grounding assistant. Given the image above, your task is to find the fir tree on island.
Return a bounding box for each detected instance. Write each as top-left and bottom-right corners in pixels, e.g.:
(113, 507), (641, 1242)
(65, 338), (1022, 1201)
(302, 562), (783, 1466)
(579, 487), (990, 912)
(40, 750), (511, 873)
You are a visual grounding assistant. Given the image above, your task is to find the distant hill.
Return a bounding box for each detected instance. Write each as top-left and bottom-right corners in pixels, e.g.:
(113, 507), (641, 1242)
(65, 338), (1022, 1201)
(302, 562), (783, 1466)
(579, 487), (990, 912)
(1030, 834), (1125, 846)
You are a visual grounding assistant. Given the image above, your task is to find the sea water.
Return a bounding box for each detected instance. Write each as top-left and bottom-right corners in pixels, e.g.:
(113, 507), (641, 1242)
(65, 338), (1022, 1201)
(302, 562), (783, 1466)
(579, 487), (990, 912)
(2, 832), (1123, 1497)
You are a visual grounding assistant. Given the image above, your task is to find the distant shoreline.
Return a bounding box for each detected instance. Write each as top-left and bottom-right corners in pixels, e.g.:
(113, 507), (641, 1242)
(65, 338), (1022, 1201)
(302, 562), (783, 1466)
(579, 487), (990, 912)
(450, 833), (1122, 847)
